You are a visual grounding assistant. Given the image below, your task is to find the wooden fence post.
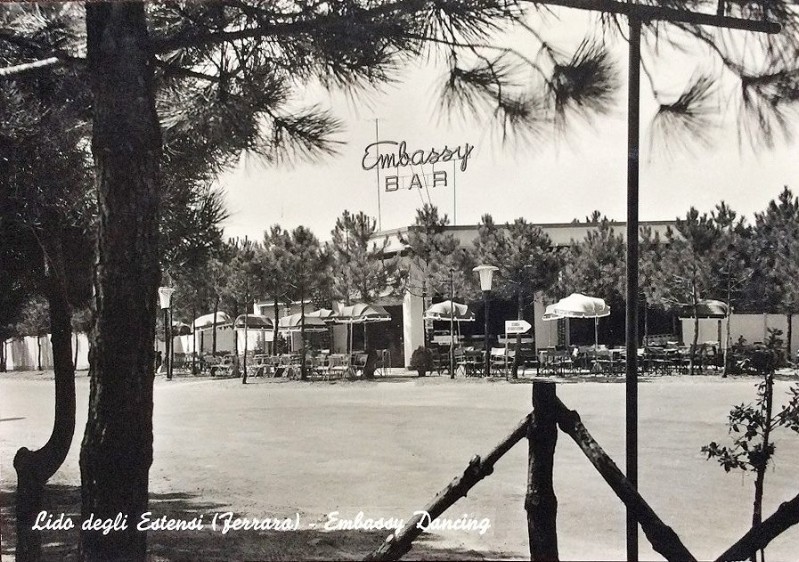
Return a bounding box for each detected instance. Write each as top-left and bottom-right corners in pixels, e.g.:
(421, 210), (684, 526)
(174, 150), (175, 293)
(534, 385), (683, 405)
(527, 382), (559, 561)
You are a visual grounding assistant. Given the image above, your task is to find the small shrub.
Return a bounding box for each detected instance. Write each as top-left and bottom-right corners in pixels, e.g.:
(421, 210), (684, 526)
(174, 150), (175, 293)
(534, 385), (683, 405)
(409, 346), (434, 377)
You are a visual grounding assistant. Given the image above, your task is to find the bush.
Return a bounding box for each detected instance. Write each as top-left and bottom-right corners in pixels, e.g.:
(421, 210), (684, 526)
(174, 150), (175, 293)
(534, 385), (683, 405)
(409, 346), (434, 377)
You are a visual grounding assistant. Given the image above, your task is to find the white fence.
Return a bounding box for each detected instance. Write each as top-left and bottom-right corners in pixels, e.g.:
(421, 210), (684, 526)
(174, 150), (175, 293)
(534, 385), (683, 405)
(681, 313), (799, 357)
(2, 326), (279, 372)
(3, 333), (90, 371)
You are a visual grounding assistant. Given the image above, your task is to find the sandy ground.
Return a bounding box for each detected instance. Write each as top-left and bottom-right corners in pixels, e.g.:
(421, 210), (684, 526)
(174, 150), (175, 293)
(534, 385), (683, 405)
(2, 370), (799, 560)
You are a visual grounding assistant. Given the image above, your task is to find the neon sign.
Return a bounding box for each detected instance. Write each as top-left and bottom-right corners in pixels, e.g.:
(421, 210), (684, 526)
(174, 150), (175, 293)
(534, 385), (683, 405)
(361, 140), (475, 192)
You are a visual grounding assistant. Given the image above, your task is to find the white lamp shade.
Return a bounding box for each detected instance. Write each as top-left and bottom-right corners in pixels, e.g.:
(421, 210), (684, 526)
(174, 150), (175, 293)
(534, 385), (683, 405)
(158, 287), (176, 309)
(472, 265), (499, 291)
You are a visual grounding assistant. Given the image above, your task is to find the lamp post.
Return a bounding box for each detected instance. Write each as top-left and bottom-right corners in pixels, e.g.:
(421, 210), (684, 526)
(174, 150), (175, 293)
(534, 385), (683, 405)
(449, 268), (455, 379)
(473, 265), (498, 377)
(158, 286), (175, 381)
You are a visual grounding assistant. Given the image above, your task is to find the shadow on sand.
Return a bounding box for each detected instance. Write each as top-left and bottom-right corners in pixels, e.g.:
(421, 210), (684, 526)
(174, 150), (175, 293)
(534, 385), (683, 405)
(1, 485), (515, 561)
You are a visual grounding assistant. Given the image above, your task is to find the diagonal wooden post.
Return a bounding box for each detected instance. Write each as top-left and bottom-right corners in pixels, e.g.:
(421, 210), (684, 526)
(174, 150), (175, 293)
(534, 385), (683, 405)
(527, 382), (559, 560)
(715, 493), (799, 562)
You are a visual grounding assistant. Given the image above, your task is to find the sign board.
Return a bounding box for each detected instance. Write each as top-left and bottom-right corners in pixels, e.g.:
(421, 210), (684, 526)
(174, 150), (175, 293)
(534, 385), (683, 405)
(505, 320), (532, 335)
(361, 140), (475, 193)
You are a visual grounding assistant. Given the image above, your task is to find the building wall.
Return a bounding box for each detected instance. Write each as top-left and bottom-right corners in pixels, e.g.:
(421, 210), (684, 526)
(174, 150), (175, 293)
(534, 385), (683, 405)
(681, 314), (799, 357)
(378, 221), (673, 366)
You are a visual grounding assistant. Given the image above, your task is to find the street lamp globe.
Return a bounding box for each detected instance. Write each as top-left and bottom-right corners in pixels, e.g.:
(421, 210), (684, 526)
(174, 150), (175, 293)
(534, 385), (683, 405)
(158, 286), (175, 309)
(472, 265), (498, 291)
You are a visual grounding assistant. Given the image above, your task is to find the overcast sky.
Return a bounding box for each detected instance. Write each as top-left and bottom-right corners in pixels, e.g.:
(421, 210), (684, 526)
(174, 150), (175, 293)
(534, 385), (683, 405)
(217, 9), (798, 243)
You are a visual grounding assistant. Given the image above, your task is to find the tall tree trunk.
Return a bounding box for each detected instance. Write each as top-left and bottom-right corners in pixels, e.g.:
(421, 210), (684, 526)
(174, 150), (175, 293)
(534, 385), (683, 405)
(15, 233), (76, 562)
(73, 333), (79, 370)
(752, 372), (775, 562)
(212, 295), (219, 356)
(511, 290), (523, 378)
(191, 306), (197, 374)
(242, 301), (249, 384)
(300, 287), (307, 380)
(690, 283), (699, 375)
(422, 281), (428, 349)
(723, 277), (732, 377)
(36, 335), (42, 371)
(272, 295), (279, 355)
(786, 313), (793, 367)
(79, 3), (162, 559)
(231, 302), (239, 376)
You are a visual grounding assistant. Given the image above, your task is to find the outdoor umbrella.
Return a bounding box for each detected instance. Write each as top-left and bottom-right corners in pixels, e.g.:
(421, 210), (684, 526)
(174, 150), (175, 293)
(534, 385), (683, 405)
(679, 299), (730, 355)
(425, 300), (474, 350)
(543, 293), (611, 349)
(332, 303), (392, 354)
(193, 311), (231, 330)
(306, 308), (338, 323)
(235, 315), (274, 355)
(171, 322), (192, 336)
(677, 299), (729, 319)
(191, 311), (231, 357)
(423, 300), (475, 322)
(277, 313), (328, 332)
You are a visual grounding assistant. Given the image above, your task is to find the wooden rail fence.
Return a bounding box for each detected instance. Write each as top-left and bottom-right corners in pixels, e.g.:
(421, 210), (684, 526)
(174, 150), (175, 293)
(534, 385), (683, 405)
(365, 381), (799, 561)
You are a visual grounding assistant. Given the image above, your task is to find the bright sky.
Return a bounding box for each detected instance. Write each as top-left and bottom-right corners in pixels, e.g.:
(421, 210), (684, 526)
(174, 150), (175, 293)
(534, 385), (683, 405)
(217, 9), (798, 243)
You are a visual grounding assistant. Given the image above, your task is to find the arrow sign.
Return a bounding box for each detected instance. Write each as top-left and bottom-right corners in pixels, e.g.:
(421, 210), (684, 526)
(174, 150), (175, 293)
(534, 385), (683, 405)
(505, 320), (532, 334)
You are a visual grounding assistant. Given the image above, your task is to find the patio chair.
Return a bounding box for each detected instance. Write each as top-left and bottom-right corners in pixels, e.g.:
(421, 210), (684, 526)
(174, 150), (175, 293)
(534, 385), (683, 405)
(453, 348), (467, 377)
(537, 348), (557, 376)
(464, 350), (484, 377)
(490, 347), (508, 377)
(351, 352), (369, 377)
(327, 354), (352, 379)
(431, 348), (448, 376)
(554, 349), (575, 375)
(517, 348), (539, 374)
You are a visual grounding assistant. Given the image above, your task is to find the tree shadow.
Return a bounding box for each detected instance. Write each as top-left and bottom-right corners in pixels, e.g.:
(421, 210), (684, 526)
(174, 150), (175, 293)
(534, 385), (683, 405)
(1, 485), (517, 560)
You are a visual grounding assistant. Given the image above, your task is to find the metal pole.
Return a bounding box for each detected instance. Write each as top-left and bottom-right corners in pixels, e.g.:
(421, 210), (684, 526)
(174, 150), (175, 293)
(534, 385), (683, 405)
(450, 270), (455, 378)
(167, 307), (173, 381)
(375, 118), (382, 231)
(163, 308), (169, 377)
(484, 290), (491, 377)
(452, 159), (457, 225)
(626, 15), (641, 562)
(422, 286), (428, 348)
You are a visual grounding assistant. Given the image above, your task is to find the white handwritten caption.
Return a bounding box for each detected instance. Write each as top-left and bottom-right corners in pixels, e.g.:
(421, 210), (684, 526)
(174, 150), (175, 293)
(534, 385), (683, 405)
(32, 510), (491, 535)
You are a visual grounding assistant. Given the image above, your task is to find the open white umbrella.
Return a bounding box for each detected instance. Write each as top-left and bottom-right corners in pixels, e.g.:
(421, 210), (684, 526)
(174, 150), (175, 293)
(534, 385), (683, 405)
(193, 311), (231, 330)
(543, 293), (610, 349)
(423, 300), (475, 322)
(332, 303), (392, 354)
(424, 300), (474, 358)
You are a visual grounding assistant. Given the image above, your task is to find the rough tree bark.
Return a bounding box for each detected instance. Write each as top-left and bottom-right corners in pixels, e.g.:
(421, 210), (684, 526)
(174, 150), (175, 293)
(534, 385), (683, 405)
(526, 382), (558, 560)
(751, 372), (775, 562)
(36, 334), (42, 371)
(786, 313), (793, 367)
(299, 286), (307, 380)
(79, 2), (162, 560)
(272, 296), (279, 355)
(212, 294), (219, 355)
(14, 234), (76, 562)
